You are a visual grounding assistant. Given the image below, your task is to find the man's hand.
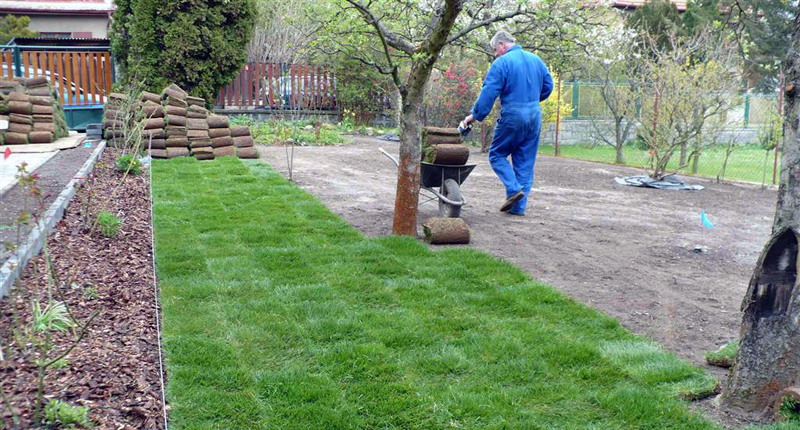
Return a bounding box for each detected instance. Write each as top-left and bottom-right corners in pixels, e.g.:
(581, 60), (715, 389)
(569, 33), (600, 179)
(462, 114), (475, 126)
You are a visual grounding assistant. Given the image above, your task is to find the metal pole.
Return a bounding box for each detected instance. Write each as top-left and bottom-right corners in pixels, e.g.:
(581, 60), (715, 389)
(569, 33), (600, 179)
(554, 77), (561, 156)
(774, 69), (784, 186)
(12, 46), (22, 77)
(572, 81), (579, 119)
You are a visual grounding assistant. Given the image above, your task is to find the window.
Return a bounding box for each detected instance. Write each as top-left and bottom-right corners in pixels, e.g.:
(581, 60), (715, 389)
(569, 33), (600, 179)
(39, 32), (72, 39)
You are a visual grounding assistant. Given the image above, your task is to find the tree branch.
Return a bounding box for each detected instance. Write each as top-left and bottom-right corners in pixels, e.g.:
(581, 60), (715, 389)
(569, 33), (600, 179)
(446, 8), (524, 45)
(344, 0), (418, 54)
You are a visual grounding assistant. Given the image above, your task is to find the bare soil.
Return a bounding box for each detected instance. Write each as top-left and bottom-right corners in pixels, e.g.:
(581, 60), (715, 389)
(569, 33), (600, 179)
(260, 137), (778, 428)
(0, 149), (163, 429)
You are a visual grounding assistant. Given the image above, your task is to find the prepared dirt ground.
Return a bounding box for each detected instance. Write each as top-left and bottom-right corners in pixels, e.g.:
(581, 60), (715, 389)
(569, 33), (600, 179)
(259, 137), (776, 376)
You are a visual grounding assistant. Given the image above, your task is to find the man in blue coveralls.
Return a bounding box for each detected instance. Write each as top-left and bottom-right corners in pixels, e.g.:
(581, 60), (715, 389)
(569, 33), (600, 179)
(461, 31), (553, 216)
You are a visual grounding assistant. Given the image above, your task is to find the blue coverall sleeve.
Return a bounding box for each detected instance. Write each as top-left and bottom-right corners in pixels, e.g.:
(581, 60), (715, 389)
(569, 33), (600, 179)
(540, 64), (554, 102)
(471, 60), (504, 122)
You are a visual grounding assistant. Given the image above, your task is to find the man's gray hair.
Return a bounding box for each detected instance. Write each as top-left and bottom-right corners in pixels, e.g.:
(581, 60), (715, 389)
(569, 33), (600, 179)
(490, 31), (516, 48)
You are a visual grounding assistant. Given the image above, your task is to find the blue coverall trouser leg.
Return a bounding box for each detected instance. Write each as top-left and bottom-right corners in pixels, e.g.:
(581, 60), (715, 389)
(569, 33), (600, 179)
(488, 107), (541, 215)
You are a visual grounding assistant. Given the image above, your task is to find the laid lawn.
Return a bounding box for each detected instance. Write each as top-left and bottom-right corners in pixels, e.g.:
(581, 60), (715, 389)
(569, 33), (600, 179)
(538, 144), (777, 185)
(153, 156), (720, 429)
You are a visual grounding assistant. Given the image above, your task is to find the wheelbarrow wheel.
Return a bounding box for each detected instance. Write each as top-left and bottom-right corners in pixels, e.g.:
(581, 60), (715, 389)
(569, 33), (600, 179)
(438, 178), (462, 218)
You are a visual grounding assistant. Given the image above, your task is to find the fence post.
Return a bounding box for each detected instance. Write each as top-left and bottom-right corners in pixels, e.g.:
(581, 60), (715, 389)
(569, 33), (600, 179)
(555, 76), (561, 156)
(743, 94), (750, 127)
(571, 82), (579, 119)
(12, 46), (22, 77)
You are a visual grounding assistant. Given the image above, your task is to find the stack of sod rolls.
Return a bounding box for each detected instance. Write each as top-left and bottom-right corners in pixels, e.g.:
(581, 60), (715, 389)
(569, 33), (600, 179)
(162, 84), (189, 159)
(140, 91), (167, 158)
(231, 125), (258, 159)
(103, 92), (131, 147)
(421, 126), (469, 165)
(186, 96), (213, 161)
(0, 77), (69, 145)
(207, 115), (234, 157)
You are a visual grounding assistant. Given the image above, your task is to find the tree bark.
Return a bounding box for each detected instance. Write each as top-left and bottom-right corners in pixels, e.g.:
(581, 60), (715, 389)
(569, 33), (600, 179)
(393, 93), (424, 236)
(615, 118), (625, 164)
(721, 12), (800, 413)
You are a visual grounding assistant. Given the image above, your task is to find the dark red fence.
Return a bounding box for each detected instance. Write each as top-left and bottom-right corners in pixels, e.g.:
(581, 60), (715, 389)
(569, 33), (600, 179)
(215, 63), (336, 110)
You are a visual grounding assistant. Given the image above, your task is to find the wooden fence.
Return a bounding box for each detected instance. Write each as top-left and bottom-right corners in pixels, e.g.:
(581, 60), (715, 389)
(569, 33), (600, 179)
(215, 63), (337, 110)
(0, 49), (112, 106)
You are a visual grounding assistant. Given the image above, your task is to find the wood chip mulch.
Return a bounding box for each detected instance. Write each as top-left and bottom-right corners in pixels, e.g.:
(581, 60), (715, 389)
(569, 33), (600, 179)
(0, 148), (164, 429)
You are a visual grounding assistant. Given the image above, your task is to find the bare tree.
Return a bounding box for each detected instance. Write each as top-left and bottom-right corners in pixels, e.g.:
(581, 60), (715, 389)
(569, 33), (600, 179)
(313, 0), (602, 235)
(248, 0), (316, 63)
(635, 30), (741, 179)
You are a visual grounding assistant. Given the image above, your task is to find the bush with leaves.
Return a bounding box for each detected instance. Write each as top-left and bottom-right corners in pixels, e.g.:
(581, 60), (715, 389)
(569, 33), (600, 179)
(96, 211), (121, 238)
(115, 154), (142, 176)
(121, 0), (256, 102)
(43, 399), (91, 428)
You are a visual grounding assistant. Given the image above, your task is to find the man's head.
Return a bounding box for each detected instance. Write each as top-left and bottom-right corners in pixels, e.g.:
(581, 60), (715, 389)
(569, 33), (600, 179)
(489, 31), (516, 57)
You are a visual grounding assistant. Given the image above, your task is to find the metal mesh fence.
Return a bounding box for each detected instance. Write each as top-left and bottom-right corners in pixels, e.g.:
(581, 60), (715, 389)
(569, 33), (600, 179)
(535, 82), (782, 185)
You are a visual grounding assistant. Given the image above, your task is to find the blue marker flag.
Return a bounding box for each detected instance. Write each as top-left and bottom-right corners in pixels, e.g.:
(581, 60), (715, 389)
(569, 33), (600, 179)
(702, 212), (714, 229)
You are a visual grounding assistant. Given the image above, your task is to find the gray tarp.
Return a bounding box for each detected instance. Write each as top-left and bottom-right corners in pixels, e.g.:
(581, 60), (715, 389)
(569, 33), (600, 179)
(614, 174), (704, 191)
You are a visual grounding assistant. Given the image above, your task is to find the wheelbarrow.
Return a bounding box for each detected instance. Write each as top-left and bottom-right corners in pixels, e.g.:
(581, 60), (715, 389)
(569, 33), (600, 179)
(379, 148), (476, 218)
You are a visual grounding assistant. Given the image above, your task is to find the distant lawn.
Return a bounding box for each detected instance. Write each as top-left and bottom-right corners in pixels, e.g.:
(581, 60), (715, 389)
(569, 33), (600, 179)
(539, 143), (778, 185)
(153, 156), (720, 429)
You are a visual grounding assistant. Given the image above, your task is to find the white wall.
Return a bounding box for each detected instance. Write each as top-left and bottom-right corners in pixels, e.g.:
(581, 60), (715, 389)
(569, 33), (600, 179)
(26, 15), (109, 39)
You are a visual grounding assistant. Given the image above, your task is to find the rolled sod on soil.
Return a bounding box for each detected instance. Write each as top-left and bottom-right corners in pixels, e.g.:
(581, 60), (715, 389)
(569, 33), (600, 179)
(187, 111), (207, 119)
(29, 131), (53, 143)
(187, 129), (209, 138)
(186, 96), (204, 107)
(104, 119), (124, 129)
(32, 122), (56, 133)
(10, 113), (32, 124)
(165, 105), (188, 116)
(208, 128), (231, 138)
(141, 91), (160, 103)
(423, 144), (470, 165)
(230, 125), (251, 137)
(423, 126), (461, 137)
(233, 135), (254, 148)
(32, 104), (54, 115)
(150, 149), (168, 158)
(109, 92), (129, 103)
(213, 145), (236, 157)
(190, 138), (212, 149)
(9, 101), (32, 114)
(161, 87), (186, 101)
(29, 96), (50, 106)
(166, 114), (187, 127)
(8, 122), (31, 134)
(143, 128), (166, 139)
(194, 152), (215, 161)
(164, 97), (188, 108)
(26, 87), (51, 97)
(104, 129), (124, 139)
(103, 108), (120, 120)
(24, 76), (48, 87)
(166, 126), (187, 137)
(186, 118), (208, 130)
(422, 217), (471, 244)
(236, 146), (259, 159)
(148, 139), (167, 150)
(143, 117), (165, 130)
(211, 136), (233, 148)
(166, 147), (190, 158)
(142, 102), (165, 118)
(8, 92), (29, 102)
(425, 134), (463, 145)
(4, 132), (29, 145)
(33, 114), (53, 121)
(166, 137), (189, 148)
(207, 115), (229, 129)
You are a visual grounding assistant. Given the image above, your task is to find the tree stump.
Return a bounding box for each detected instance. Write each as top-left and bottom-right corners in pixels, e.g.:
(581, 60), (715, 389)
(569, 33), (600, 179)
(422, 217), (470, 244)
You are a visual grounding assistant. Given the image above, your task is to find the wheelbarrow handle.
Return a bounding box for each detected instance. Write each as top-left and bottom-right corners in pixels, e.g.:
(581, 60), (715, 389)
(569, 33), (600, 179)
(379, 147), (399, 168)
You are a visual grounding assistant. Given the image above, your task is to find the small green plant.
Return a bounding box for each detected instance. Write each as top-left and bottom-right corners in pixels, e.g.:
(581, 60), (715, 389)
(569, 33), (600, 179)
(780, 395), (800, 422)
(43, 399), (91, 428)
(50, 358), (70, 370)
(96, 211), (121, 238)
(82, 287), (99, 300)
(704, 339), (738, 368)
(115, 155), (142, 175)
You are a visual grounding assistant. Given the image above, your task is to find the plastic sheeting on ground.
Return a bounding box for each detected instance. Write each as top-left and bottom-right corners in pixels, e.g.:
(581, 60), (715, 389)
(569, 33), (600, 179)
(614, 174), (704, 191)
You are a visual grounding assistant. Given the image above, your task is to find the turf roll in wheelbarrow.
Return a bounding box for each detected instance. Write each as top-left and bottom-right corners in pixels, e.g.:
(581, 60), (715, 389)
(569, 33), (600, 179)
(424, 144), (470, 165)
(423, 217), (471, 244)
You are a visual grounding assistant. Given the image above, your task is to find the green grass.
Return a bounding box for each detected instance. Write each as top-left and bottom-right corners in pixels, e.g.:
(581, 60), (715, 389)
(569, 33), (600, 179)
(539, 143), (778, 185)
(704, 340), (739, 368)
(154, 156), (722, 429)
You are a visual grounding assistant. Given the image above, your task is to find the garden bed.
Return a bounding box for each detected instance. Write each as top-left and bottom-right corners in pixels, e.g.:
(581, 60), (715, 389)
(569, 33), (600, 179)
(0, 148), (163, 429)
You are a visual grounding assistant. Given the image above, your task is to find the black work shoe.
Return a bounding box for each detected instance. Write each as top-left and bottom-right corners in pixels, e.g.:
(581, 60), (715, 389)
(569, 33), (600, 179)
(500, 191), (524, 212)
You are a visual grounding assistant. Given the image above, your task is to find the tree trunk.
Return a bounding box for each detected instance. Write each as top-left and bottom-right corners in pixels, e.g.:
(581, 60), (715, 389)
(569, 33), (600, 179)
(615, 118), (625, 164)
(679, 142), (687, 167)
(393, 96), (424, 236)
(721, 13), (800, 413)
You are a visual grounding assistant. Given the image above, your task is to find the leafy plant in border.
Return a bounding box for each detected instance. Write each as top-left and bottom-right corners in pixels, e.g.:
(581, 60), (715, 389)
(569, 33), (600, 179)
(96, 211), (121, 238)
(115, 154), (142, 176)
